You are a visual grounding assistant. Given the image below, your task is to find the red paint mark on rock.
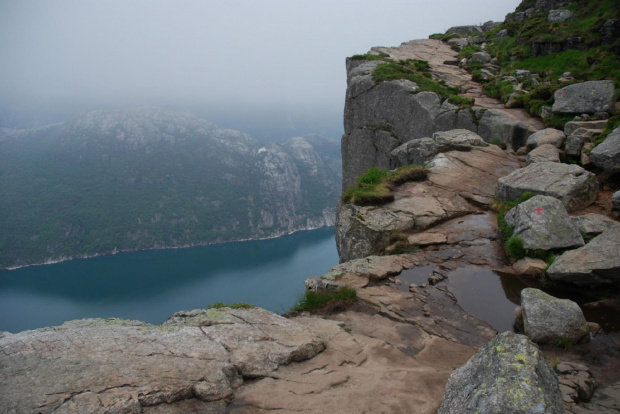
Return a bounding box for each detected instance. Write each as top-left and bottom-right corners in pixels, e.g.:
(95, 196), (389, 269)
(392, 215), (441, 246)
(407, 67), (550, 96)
(562, 92), (566, 97)
(535, 208), (544, 215)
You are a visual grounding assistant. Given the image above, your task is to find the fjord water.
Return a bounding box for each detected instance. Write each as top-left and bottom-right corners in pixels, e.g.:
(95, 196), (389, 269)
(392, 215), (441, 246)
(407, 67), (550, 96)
(0, 227), (338, 333)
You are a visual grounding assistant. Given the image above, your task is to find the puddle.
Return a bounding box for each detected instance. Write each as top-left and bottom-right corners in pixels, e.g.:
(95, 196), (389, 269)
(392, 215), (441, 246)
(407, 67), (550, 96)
(395, 266), (435, 292)
(396, 266), (620, 334)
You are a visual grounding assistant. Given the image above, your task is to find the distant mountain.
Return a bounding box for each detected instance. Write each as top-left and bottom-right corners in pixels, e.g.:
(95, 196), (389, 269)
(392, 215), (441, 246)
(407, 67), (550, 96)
(0, 108), (341, 269)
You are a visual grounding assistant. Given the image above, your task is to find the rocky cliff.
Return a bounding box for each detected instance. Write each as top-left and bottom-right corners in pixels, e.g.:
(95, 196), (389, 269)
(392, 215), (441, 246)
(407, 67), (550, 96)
(0, 108), (341, 269)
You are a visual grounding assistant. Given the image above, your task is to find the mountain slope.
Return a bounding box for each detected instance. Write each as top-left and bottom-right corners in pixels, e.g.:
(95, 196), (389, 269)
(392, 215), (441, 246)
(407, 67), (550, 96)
(0, 108), (341, 269)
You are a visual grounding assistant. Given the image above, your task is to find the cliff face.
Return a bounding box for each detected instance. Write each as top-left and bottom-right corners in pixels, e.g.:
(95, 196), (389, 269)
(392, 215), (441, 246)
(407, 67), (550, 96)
(0, 108), (341, 269)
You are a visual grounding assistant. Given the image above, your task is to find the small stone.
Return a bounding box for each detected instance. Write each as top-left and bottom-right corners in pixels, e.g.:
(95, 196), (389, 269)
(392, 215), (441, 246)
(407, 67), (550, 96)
(512, 257), (548, 278)
(526, 128), (566, 149)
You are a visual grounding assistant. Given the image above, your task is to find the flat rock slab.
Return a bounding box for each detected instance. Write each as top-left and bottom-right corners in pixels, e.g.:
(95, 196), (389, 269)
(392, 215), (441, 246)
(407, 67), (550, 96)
(526, 143), (561, 164)
(0, 308), (326, 413)
(505, 194), (584, 251)
(521, 288), (589, 344)
(547, 225), (620, 286)
(496, 162), (599, 212)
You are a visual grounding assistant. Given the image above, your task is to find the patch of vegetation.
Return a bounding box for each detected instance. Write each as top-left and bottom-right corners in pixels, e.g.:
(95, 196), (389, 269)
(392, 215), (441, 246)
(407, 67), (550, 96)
(506, 235), (526, 259)
(482, 79), (515, 102)
(472, 70), (484, 82)
(207, 302), (255, 310)
(448, 94), (475, 109)
(543, 114), (575, 129)
(342, 165), (427, 206)
(554, 336), (574, 350)
(289, 287), (357, 313)
(349, 52), (390, 61)
(372, 60), (458, 100)
(592, 112), (620, 147)
(458, 45), (482, 60)
(429, 33), (458, 41)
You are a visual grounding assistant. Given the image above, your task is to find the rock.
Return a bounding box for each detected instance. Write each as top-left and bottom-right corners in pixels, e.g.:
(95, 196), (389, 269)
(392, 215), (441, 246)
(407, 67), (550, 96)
(482, 21), (501, 32)
(513, 257), (548, 278)
(571, 214), (619, 237)
(438, 332), (564, 414)
(600, 18), (620, 44)
(578, 381), (620, 412)
(505, 92), (524, 108)
(469, 51), (492, 64)
(548, 9), (574, 23)
(565, 135), (583, 156)
(446, 25), (484, 35)
(547, 225), (620, 285)
(521, 288), (589, 344)
(497, 29), (509, 38)
(477, 109), (536, 149)
(589, 125), (620, 175)
(447, 37), (469, 51)
(613, 190), (620, 211)
(0, 308), (327, 413)
(536, 0), (570, 11)
(496, 162), (599, 212)
(516, 146), (528, 156)
(515, 69), (531, 78)
(526, 143), (561, 164)
(504, 195), (584, 251)
(389, 129), (488, 169)
(581, 143), (595, 167)
(552, 81), (616, 115)
(526, 128), (566, 149)
(556, 362), (596, 404)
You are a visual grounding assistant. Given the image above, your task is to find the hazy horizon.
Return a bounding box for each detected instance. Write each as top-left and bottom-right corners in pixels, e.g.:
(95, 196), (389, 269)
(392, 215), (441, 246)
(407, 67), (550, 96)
(1, 0), (522, 139)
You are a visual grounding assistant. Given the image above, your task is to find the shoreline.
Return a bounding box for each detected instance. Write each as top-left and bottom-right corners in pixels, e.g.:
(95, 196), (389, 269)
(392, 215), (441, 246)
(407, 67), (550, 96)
(2, 222), (335, 272)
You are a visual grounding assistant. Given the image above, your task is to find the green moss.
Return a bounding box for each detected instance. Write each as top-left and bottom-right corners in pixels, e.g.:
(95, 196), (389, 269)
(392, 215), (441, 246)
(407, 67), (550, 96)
(207, 302), (255, 310)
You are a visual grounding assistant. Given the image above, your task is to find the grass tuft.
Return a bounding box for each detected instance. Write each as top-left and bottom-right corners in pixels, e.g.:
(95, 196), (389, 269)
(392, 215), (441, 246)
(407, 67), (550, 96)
(342, 165), (427, 206)
(207, 302), (255, 310)
(290, 287), (357, 313)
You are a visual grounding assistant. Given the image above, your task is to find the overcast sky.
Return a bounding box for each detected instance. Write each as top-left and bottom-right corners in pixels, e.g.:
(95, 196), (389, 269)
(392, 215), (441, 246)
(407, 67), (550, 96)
(0, 0), (521, 120)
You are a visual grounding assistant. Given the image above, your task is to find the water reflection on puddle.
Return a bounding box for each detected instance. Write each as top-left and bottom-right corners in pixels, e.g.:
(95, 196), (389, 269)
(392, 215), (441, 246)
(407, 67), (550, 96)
(396, 266), (620, 334)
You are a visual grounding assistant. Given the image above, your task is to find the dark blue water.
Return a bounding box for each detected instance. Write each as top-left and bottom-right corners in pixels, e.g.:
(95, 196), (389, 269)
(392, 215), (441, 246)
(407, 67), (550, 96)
(0, 227), (338, 333)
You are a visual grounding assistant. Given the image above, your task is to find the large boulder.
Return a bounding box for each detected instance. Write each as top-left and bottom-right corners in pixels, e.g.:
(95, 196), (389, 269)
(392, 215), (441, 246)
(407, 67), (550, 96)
(504, 195), (584, 250)
(469, 51), (492, 64)
(496, 162), (599, 212)
(589, 125), (620, 175)
(525, 128), (566, 149)
(521, 288), (589, 344)
(547, 225), (620, 286)
(389, 129), (488, 169)
(438, 332), (564, 414)
(552, 80), (616, 115)
(526, 143), (561, 164)
(571, 213), (619, 237)
(478, 109), (536, 149)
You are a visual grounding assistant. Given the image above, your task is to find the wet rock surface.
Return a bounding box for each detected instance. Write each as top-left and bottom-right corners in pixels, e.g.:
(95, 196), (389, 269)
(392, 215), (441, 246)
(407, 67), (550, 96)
(438, 332), (564, 414)
(521, 288), (589, 344)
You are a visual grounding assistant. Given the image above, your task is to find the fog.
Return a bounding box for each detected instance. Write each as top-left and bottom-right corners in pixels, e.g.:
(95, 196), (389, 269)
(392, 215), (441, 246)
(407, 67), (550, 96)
(0, 0), (521, 138)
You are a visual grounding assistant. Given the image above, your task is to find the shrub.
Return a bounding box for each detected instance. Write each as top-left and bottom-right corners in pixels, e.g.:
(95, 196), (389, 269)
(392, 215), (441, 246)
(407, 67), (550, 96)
(506, 236), (525, 259)
(290, 287), (357, 313)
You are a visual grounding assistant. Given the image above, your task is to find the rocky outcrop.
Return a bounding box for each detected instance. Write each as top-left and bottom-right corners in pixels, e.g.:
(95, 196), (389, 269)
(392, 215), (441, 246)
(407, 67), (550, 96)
(590, 125), (620, 175)
(337, 142), (519, 262)
(521, 288), (589, 344)
(438, 332), (564, 414)
(341, 39), (541, 189)
(0, 308), (326, 413)
(548, 9), (574, 23)
(571, 213), (619, 237)
(547, 225), (620, 286)
(552, 81), (616, 115)
(496, 162), (598, 212)
(505, 195), (584, 250)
